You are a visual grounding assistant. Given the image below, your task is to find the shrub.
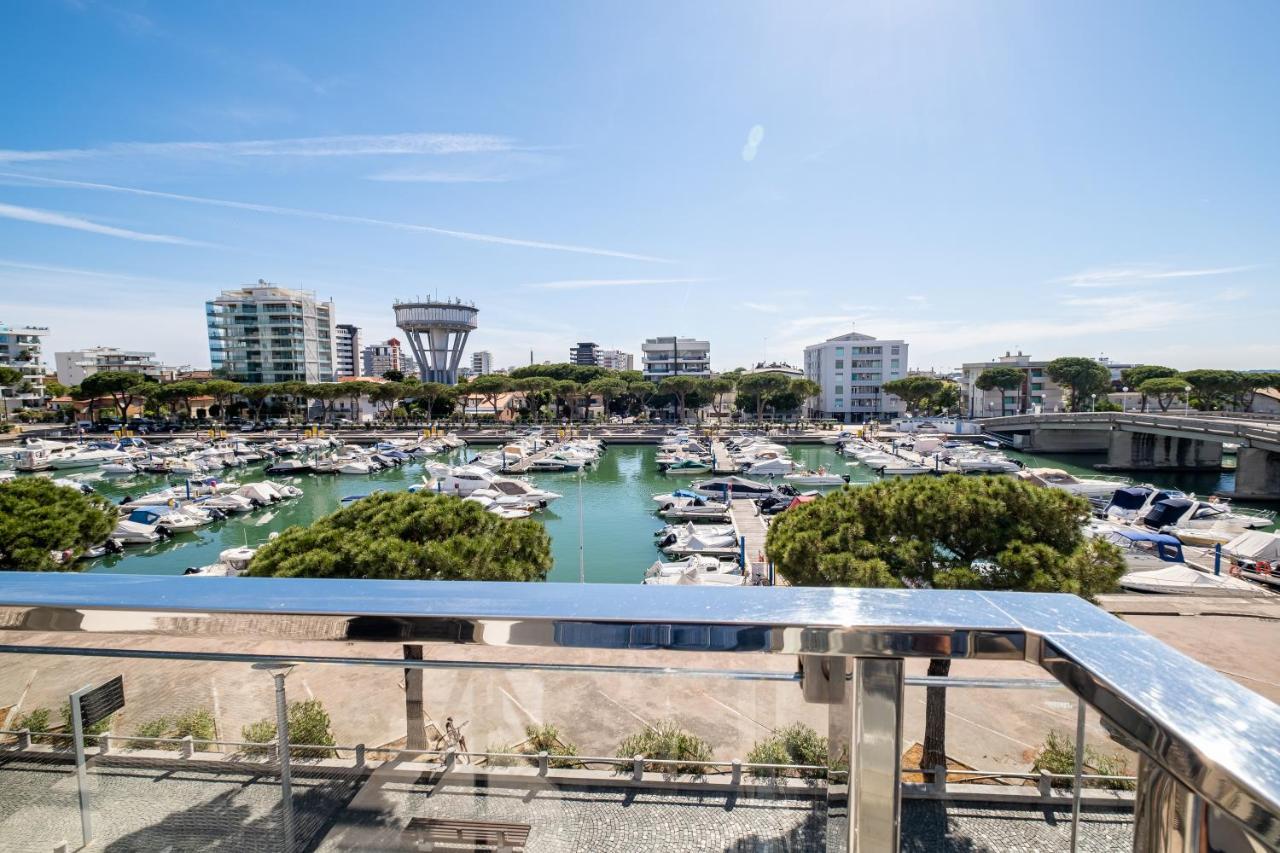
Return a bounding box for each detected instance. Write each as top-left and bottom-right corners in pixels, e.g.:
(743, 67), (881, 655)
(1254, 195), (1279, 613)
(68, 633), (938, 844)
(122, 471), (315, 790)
(61, 701), (111, 737)
(1031, 730), (1135, 791)
(484, 747), (520, 767)
(134, 708), (217, 751)
(241, 699), (336, 759)
(616, 719), (713, 777)
(14, 708), (53, 744)
(746, 723), (830, 779)
(132, 716), (173, 748)
(522, 723), (580, 769)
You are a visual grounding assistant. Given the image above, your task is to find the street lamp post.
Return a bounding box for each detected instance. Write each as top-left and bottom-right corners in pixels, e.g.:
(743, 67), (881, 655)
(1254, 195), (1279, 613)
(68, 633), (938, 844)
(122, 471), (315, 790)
(1184, 386), (1192, 416)
(1121, 386), (1129, 412)
(1090, 393), (1097, 413)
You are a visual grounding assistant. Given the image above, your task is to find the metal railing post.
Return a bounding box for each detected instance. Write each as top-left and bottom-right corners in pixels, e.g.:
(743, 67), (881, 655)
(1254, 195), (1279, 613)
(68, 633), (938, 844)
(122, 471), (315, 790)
(252, 663), (296, 853)
(1070, 697), (1086, 852)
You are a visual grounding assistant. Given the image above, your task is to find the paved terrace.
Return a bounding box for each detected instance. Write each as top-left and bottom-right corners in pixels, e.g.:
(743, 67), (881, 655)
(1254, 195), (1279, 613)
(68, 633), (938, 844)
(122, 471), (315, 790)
(0, 758), (1133, 852)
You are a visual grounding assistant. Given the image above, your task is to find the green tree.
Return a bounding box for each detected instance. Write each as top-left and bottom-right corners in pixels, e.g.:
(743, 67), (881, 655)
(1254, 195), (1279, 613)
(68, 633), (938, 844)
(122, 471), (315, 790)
(616, 719), (713, 776)
(249, 491), (552, 580)
(0, 366), (22, 423)
(735, 372), (792, 423)
(79, 371), (157, 421)
(409, 381), (452, 422)
(974, 366), (1026, 415)
(514, 377), (555, 422)
(552, 380), (584, 423)
(1120, 365), (1177, 412)
(201, 379), (242, 421)
(381, 369), (406, 382)
(468, 374), (512, 422)
(240, 383), (278, 423)
(627, 380), (658, 417)
(703, 376), (737, 420)
(931, 381), (961, 415)
(370, 381), (407, 423)
(1227, 372), (1277, 411)
(765, 475), (1124, 771)
(0, 479), (115, 571)
(1138, 377), (1190, 412)
(658, 375), (702, 422)
(585, 377), (627, 418)
(1179, 369), (1238, 410)
(1045, 358), (1111, 412)
(882, 376), (943, 415)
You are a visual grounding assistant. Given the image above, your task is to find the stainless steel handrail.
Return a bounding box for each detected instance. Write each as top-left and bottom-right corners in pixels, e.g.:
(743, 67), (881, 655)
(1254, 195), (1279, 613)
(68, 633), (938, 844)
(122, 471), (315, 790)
(0, 574), (1277, 848)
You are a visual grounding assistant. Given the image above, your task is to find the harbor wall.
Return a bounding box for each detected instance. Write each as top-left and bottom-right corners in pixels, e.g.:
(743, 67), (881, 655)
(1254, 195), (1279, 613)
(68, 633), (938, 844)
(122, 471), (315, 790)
(1104, 431), (1223, 471)
(1231, 447), (1280, 500)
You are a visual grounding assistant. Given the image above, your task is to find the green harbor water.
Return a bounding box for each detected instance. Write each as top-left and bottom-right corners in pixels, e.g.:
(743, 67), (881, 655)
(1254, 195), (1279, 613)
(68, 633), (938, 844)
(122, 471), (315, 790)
(67, 442), (1269, 583)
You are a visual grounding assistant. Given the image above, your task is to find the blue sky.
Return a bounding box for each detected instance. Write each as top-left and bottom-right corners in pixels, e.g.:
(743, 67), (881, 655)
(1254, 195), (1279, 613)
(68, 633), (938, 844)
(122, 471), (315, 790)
(1, 0), (1277, 373)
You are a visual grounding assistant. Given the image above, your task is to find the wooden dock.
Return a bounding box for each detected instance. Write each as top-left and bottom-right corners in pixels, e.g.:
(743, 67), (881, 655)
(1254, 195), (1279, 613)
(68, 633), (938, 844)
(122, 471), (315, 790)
(503, 445), (558, 473)
(729, 499), (773, 583)
(710, 440), (740, 474)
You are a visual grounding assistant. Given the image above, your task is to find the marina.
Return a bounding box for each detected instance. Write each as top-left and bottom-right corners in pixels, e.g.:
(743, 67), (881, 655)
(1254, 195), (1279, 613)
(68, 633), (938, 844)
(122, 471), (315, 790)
(2, 433), (1274, 585)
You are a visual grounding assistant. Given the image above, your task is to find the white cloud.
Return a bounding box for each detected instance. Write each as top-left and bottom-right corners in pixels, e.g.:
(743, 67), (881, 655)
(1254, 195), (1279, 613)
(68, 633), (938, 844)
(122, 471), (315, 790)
(905, 295), (928, 303)
(0, 173), (672, 263)
(1057, 264), (1256, 288)
(0, 201), (207, 246)
(743, 302), (781, 313)
(742, 124), (765, 162)
(0, 132), (514, 163)
(525, 278), (706, 291)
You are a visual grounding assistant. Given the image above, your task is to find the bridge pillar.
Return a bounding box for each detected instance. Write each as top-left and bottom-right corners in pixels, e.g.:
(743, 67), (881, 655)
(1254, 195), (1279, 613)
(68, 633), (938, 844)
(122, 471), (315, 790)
(1230, 447), (1280, 500)
(1106, 432), (1223, 471)
(1017, 429), (1110, 453)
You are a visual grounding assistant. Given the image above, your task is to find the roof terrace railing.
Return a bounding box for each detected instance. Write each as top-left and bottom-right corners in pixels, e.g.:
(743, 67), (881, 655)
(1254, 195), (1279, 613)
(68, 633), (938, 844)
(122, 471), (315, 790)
(0, 573), (1277, 852)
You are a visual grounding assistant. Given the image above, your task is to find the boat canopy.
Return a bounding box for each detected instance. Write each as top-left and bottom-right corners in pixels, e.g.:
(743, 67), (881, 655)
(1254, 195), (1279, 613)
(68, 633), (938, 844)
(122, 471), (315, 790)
(1103, 527), (1185, 562)
(1120, 564), (1264, 596)
(1142, 498), (1194, 528)
(1108, 487), (1153, 510)
(125, 506), (168, 524)
(1226, 530), (1280, 562)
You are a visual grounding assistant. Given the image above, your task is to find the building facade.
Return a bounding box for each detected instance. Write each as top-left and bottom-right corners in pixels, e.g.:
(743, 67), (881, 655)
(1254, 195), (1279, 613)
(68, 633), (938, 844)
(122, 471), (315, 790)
(641, 337), (711, 382)
(334, 324), (361, 378)
(0, 322), (48, 408)
(803, 332), (908, 422)
(470, 350), (493, 376)
(362, 338), (414, 378)
(959, 352), (1135, 416)
(598, 349), (634, 371)
(569, 342), (600, 366)
(206, 281), (336, 383)
(54, 347), (167, 386)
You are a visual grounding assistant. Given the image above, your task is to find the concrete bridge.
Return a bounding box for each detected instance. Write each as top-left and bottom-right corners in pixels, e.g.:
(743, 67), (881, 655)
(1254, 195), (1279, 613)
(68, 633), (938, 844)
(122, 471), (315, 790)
(980, 412), (1280, 500)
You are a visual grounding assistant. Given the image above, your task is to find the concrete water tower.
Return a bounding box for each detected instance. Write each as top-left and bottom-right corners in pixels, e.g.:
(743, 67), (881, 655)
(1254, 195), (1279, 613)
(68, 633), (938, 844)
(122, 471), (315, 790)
(393, 298), (478, 385)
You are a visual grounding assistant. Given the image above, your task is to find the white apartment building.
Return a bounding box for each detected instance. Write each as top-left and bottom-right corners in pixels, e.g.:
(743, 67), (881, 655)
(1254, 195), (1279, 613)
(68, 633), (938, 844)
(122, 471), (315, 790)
(335, 324), (361, 378)
(206, 281), (336, 383)
(803, 332), (908, 423)
(362, 338), (415, 378)
(599, 349), (634, 371)
(641, 337), (710, 382)
(55, 347), (167, 386)
(0, 322), (48, 408)
(959, 352), (1135, 416)
(471, 350), (493, 376)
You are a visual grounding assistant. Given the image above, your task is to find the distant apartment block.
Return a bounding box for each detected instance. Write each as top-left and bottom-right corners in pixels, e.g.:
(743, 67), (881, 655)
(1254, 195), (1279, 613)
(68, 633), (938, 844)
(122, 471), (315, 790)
(598, 349), (634, 371)
(334, 323), (361, 378)
(803, 332), (908, 423)
(362, 338), (414, 378)
(641, 337), (710, 382)
(55, 347), (168, 386)
(570, 342), (601, 366)
(0, 321), (48, 407)
(471, 350), (493, 376)
(960, 351), (1135, 416)
(206, 281), (336, 383)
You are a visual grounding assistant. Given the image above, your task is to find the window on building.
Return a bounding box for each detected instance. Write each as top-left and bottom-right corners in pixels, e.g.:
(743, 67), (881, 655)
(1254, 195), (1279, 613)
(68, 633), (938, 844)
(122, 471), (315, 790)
(834, 359), (843, 369)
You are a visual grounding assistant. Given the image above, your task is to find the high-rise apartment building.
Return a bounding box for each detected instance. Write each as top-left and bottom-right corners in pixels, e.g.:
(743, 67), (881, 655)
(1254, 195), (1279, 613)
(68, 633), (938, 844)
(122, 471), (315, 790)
(470, 350), (493, 376)
(335, 323), (361, 378)
(570, 342), (601, 366)
(598, 349), (634, 371)
(803, 332), (908, 423)
(362, 338), (414, 378)
(206, 281), (336, 383)
(641, 337), (710, 382)
(54, 347), (169, 386)
(0, 322), (48, 408)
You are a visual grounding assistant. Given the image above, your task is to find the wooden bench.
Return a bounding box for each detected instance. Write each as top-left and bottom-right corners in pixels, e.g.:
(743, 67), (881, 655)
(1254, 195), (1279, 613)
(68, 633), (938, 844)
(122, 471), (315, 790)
(405, 817), (531, 851)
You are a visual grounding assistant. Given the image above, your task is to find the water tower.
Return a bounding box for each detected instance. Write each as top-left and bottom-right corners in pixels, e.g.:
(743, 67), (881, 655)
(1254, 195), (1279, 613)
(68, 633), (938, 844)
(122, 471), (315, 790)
(393, 298), (478, 384)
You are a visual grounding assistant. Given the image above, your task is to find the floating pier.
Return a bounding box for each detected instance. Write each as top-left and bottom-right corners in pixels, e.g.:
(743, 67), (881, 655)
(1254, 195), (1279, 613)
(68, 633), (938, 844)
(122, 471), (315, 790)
(729, 498), (772, 583)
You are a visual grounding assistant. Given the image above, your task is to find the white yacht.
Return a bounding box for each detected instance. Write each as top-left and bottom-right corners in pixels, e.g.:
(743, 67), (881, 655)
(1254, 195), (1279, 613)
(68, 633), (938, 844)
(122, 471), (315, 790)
(46, 447), (130, 470)
(783, 468), (848, 487)
(1017, 468), (1126, 502)
(185, 545), (259, 577)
